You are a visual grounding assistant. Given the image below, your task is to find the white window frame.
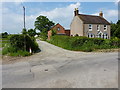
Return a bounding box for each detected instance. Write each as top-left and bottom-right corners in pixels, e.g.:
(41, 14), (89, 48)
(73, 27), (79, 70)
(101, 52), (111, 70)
(97, 31), (103, 38)
(89, 24), (92, 31)
(103, 34), (108, 39)
(88, 33), (94, 38)
(97, 25), (100, 31)
(104, 25), (107, 31)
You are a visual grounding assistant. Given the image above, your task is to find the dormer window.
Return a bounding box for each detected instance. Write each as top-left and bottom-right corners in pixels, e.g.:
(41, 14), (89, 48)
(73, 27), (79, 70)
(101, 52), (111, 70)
(57, 27), (60, 31)
(104, 25), (107, 31)
(97, 25), (100, 31)
(89, 24), (92, 31)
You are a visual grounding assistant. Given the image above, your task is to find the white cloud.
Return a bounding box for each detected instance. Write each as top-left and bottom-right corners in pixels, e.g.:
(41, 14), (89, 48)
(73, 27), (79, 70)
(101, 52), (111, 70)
(104, 10), (118, 23)
(42, 2), (80, 19)
(2, 2), (118, 34)
(2, 2), (81, 33)
(2, 12), (23, 34)
(1, 0), (26, 2)
(39, 2), (81, 28)
(115, 0), (120, 5)
(2, 8), (37, 34)
(92, 10), (118, 23)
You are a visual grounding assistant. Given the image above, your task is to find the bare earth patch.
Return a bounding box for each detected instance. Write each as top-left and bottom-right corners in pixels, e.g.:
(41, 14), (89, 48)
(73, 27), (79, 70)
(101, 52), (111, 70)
(2, 56), (28, 64)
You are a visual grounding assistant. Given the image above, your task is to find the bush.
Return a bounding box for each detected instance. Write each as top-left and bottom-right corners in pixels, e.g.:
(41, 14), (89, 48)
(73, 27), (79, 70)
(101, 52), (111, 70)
(49, 35), (120, 52)
(9, 34), (39, 53)
(1, 32), (8, 38)
(2, 34), (40, 56)
(110, 37), (120, 48)
(2, 44), (17, 55)
(2, 44), (31, 56)
(92, 38), (105, 45)
(71, 36), (89, 47)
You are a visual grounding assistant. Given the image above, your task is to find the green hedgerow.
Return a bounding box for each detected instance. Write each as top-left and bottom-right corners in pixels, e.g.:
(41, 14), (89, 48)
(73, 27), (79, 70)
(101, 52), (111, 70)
(49, 35), (120, 52)
(2, 34), (40, 56)
(9, 34), (40, 53)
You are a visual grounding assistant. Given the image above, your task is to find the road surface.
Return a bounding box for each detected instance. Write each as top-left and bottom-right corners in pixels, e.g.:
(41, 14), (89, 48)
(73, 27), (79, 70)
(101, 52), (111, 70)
(2, 40), (118, 88)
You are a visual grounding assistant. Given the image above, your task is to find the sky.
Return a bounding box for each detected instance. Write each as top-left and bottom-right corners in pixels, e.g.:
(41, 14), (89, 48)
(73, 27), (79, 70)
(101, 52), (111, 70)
(1, 1), (119, 34)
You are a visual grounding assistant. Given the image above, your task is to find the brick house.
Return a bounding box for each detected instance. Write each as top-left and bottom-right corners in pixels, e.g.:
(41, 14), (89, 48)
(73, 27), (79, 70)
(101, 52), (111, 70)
(65, 29), (70, 36)
(70, 8), (111, 39)
(48, 23), (70, 40)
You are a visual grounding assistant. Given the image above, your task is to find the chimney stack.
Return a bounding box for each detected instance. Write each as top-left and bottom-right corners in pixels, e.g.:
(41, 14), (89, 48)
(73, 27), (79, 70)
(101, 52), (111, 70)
(74, 8), (79, 16)
(99, 11), (103, 17)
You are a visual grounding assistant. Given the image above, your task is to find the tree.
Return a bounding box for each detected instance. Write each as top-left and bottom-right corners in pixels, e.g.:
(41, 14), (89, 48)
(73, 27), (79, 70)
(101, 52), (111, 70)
(111, 23), (117, 37)
(114, 26), (120, 38)
(116, 20), (120, 25)
(22, 28), (27, 35)
(27, 29), (36, 37)
(51, 29), (56, 36)
(111, 20), (120, 38)
(34, 16), (55, 40)
(2, 32), (8, 38)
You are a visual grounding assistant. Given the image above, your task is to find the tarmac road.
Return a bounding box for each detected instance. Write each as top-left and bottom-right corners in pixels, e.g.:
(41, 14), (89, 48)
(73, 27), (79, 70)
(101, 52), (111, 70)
(2, 40), (118, 88)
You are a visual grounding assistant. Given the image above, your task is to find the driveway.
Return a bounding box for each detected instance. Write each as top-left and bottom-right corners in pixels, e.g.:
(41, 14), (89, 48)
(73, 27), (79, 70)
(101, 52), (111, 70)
(2, 40), (118, 88)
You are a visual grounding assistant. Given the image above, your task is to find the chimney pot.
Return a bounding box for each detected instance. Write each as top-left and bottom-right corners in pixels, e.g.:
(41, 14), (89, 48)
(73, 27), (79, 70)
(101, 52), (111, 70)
(74, 8), (79, 16)
(99, 11), (103, 17)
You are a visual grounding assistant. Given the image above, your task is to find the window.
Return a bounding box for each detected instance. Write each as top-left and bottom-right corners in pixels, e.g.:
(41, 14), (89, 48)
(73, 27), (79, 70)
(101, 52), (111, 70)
(103, 34), (108, 39)
(97, 31), (103, 38)
(57, 27), (60, 31)
(89, 24), (92, 31)
(104, 25), (107, 31)
(88, 33), (94, 38)
(88, 34), (89, 38)
(97, 25), (100, 31)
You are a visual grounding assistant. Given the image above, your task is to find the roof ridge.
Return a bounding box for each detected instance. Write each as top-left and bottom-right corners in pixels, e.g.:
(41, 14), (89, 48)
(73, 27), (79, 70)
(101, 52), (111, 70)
(78, 14), (99, 17)
(77, 14), (110, 25)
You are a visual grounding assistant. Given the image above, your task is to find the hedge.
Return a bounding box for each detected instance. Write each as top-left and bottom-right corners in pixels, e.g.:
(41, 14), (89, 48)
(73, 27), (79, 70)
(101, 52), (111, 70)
(2, 34), (40, 56)
(49, 35), (120, 52)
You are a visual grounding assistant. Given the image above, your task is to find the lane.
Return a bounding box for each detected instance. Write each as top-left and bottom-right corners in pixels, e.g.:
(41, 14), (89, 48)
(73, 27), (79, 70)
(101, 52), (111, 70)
(2, 40), (118, 88)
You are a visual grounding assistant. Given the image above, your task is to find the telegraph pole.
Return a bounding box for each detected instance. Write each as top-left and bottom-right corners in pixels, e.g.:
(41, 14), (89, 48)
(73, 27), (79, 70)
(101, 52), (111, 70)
(23, 6), (26, 51)
(23, 6), (25, 29)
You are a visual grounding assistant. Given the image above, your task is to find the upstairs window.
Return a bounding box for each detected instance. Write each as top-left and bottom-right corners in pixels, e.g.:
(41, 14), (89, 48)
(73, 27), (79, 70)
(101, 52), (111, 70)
(97, 25), (100, 31)
(104, 25), (107, 31)
(89, 24), (92, 31)
(57, 27), (60, 31)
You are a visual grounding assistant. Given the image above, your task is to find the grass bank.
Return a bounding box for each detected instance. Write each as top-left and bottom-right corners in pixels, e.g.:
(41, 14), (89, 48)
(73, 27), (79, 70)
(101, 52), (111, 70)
(48, 35), (120, 52)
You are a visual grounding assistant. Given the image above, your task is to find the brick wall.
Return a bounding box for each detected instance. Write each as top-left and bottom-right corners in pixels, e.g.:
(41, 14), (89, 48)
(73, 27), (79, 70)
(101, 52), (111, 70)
(48, 23), (66, 40)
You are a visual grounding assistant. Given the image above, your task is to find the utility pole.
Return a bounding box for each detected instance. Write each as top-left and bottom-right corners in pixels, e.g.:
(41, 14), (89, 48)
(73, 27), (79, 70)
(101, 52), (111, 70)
(23, 6), (25, 29)
(23, 6), (26, 51)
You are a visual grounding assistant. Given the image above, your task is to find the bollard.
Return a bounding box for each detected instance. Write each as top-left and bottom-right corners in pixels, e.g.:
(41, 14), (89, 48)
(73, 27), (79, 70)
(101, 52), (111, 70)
(29, 48), (32, 54)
